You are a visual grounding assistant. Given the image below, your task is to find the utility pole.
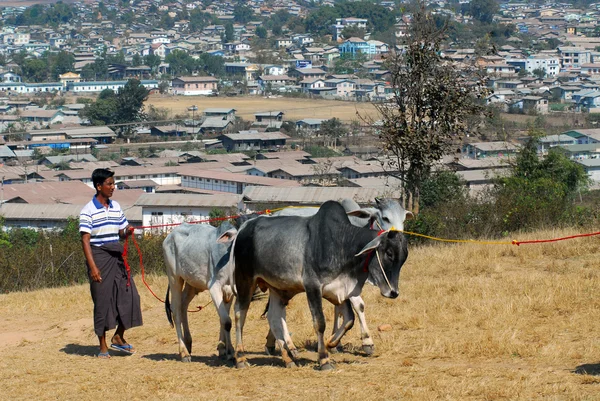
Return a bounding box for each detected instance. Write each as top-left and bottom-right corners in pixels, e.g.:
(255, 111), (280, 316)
(0, 176), (4, 209)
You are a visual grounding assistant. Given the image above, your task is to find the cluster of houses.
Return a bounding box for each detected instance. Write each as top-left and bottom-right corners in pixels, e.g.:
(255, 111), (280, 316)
(4, 124), (600, 232)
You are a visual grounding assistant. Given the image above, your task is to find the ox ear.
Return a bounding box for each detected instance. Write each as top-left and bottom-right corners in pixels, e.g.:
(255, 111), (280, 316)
(355, 235), (383, 257)
(405, 211), (414, 220)
(347, 208), (374, 219)
(217, 228), (238, 244)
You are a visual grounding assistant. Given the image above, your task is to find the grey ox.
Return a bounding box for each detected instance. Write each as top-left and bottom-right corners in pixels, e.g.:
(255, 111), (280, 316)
(163, 222), (236, 362)
(227, 200), (409, 370)
(269, 197), (413, 355)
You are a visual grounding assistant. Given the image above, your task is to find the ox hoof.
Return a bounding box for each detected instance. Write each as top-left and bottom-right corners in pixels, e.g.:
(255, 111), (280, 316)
(328, 345), (343, 354)
(236, 360), (249, 369)
(181, 355), (192, 363)
(362, 345), (375, 356)
(285, 361), (297, 368)
(320, 363), (335, 371)
(265, 346), (277, 356)
(289, 349), (299, 360)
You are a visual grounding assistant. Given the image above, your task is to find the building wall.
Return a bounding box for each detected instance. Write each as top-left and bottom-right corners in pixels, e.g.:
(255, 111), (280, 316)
(141, 205), (230, 234)
(181, 175), (244, 193)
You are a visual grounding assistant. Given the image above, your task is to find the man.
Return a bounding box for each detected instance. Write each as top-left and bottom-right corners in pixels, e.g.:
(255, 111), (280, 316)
(79, 168), (143, 359)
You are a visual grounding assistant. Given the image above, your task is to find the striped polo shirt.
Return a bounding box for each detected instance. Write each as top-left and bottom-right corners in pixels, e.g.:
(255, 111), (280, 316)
(79, 196), (128, 246)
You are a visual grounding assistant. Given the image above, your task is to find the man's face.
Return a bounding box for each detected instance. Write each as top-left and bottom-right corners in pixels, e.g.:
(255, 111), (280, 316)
(97, 177), (115, 198)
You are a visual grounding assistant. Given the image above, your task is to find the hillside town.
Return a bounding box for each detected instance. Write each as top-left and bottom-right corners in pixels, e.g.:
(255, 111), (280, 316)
(3, 0), (600, 230)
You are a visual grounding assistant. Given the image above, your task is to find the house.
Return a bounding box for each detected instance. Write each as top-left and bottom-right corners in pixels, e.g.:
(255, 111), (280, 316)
(203, 108), (236, 121)
(178, 169), (301, 195)
(199, 117), (232, 134)
(558, 46), (591, 69)
(462, 141), (520, 159)
(66, 80), (158, 93)
(537, 134), (578, 154)
(288, 68), (327, 81)
(254, 111), (284, 123)
(257, 75), (295, 91)
(224, 63), (260, 81)
(331, 17), (368, 41)
(58, 72), (81, 87)
(324, 79), (355, 98)
(296, 119), (327, 131)
(219, 132), (289, 152)
(134, 193), (242, 233)
(171, 76), (219, 96)
(522, 96), (549, 114)
(339, 37), (376, 57)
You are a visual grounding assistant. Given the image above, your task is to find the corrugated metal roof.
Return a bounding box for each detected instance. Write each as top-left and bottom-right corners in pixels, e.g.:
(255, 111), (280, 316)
(0, 203), (142, 223)
(242, 186), (401, 205)
(0, 145), (16, 158)
(178, 169), (301, 187)
(134, 193), (241, 207)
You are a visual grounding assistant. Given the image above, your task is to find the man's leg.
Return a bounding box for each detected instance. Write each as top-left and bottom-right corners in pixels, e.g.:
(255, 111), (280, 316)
(98, 332), (109, 358)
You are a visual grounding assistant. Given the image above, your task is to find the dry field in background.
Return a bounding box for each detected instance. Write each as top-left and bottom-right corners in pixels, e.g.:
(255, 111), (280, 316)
(145, 94), (379, 123)
(2, 228), (600, 400)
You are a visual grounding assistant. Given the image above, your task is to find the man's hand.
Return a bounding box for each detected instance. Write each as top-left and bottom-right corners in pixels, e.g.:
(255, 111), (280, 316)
(90, 266), (102, 283)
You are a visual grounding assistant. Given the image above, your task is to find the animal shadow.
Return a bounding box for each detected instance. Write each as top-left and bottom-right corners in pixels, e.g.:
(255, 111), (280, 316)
(574, 362), (600, 376)
(142, 353), (234, 367)
(60, 343), (102, 357)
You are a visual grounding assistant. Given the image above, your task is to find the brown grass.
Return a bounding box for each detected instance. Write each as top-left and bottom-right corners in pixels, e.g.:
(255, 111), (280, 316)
(2, 227), (600, 400)
(145, 94), (379, 123)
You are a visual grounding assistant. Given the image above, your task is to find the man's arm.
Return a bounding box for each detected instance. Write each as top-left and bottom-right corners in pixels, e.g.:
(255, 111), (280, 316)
(81, 232), (101, 282)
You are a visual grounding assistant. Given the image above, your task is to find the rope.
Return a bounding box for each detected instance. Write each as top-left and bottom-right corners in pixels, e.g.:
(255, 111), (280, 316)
(119, 204), (600, 309)
(122, 232), (212, 313)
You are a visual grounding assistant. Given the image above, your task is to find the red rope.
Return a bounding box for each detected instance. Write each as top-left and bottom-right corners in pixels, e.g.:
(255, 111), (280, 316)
(122, 232), (210, 313)
(512, 231), (600, 246)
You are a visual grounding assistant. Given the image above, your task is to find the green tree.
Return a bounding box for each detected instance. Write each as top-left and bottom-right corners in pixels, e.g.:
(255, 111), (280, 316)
(375, 3), (490, 212)
(165, 49), (195, 75)
(132, 54), (143, 67)
(21, 58), (49, 82)
(224, 22), (234, 42)
(144, 54), (162, 73)
(115, 79), (149, 124)
(255, 26), (268, 39)
(469, 0), (499, 24)
(493, 135), (589, 231)
(532, 67), (546, 79)
(49, 51), (75, 80)
(341, 26), (366, 39)
(320, 118), (348, 147)
(233, 4), (253, 24)
(197, 53), (225, 76)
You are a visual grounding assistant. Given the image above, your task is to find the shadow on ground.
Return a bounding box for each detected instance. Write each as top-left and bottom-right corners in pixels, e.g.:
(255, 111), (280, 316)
(574, 363), (600, 375)
(60, 343), (103, 357)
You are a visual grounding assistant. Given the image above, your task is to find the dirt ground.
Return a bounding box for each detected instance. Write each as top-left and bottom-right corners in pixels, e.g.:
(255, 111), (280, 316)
(145, 94), (380, 123)
(1, 228), (600, 400)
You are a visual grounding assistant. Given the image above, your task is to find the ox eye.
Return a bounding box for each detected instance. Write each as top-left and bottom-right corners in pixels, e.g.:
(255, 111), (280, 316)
(383, 217), (390, 223)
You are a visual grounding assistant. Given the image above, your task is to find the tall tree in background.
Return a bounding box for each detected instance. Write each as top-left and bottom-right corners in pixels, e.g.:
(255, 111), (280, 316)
(469, 0), (499, 24)
(374, 3), (490, 213)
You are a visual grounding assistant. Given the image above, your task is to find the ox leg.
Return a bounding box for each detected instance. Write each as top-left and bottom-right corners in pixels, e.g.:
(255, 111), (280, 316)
(265, 329), (277, 356)
(280, 314), (299, 360)
(329, 304), (344, 353)
(170, 277), (192, 362)
(326, 299), (354, 350)
(349, 296), (375, 356)
(267, 292), (296, 368)
(234, 283), (255, 369)
(305, 286), (334, 371)
(209, 282), (234, 360)
(180, 283), (196, 356)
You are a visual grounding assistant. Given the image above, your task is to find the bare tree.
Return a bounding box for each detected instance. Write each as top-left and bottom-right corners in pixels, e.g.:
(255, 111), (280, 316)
(371, 2), (490, 213)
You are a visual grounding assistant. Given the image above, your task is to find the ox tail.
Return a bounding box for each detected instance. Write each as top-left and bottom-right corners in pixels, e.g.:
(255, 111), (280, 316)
(165, 285), (174, 328)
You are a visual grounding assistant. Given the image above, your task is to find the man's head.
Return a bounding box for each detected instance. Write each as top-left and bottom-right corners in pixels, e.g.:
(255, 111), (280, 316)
(92, 168), (115, 195)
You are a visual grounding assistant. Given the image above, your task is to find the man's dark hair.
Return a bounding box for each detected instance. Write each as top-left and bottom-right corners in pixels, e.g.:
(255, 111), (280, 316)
(92, 168), (115, 190)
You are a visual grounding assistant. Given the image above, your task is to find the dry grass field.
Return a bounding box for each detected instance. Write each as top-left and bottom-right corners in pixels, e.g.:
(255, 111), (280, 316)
(2, 228), (600, 400)
(145, 94), (379, 123)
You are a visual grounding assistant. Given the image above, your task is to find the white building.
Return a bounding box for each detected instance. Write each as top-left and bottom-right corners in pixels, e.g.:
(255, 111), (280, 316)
(66, 79), (159, 93)
(558, 46), (591, 69)
(133, 193), (243, 234)
(526, 55), (560, 76)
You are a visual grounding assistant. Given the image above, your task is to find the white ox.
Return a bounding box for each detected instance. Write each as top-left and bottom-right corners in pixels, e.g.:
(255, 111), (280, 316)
(163, 222), (237, 362)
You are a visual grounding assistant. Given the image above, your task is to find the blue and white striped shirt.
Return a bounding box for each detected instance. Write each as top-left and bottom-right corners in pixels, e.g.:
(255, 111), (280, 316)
(79, 196), (128, 246)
